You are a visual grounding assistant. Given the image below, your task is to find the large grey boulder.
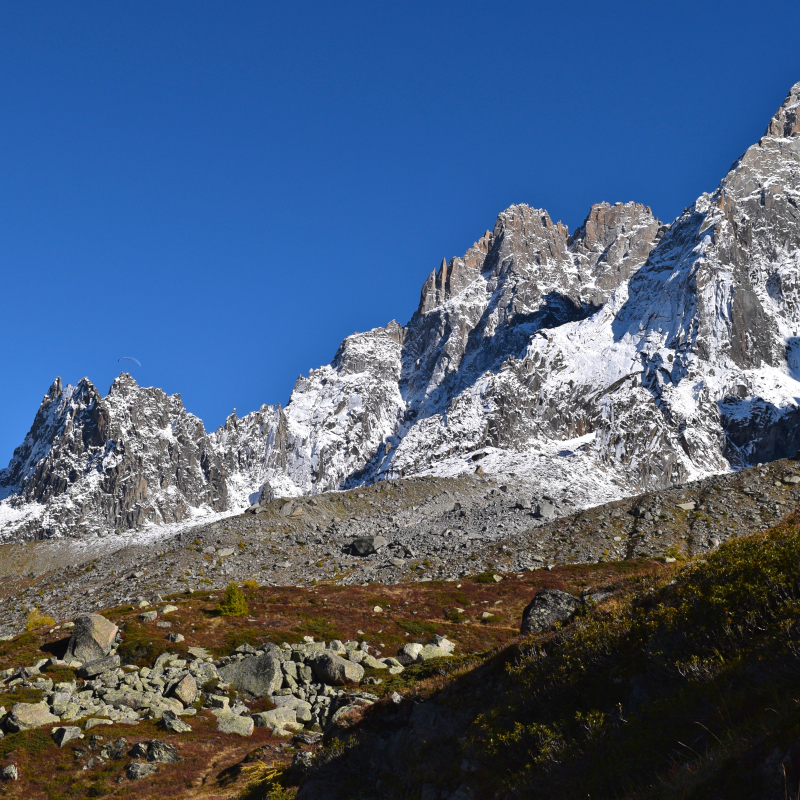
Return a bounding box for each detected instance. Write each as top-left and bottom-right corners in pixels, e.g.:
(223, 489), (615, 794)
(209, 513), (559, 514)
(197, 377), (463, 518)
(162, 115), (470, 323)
(310, 650), (364, 685)
(64, 614), (118, 664)
(218, 653), (282, 698)
(4, 702), (60, 732)
(520, 589), (581, 635)
(350, 536), (388, 556)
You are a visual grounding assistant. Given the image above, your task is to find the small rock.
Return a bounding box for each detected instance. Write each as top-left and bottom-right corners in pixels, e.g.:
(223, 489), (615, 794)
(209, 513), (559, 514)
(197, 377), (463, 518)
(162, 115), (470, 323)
(252, 707), (303, 735)
(127, 762), (158, 780)
(167, 633), (185, 643)
(138, 611), (158, 623)
(161, 605), (179, 614)
(535, 501), (555, 520)
(169, 674), (198, 707)
(52, 726), (83, 747)
(676, 501), (696, 511)
(84, 718), (114, 731)
(160, 710), (192, 733)
(372, 606), (382, 613)
(146, 740), (180, 764)
(350, 536), (388, 556)
(107, 737), (128, 759)
(1, 765), (18, 781)
(217, 548), (235, 558)
(210, 709), (254, 736)
(78, 654), (120, 679)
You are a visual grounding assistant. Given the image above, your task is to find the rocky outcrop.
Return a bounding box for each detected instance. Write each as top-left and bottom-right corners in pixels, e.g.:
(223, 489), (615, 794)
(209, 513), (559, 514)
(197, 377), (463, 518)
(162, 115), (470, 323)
(0, 375), (228, 539)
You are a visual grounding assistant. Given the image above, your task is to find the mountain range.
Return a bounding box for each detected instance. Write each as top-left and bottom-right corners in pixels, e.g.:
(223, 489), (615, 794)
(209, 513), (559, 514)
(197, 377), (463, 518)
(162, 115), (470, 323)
(2, 81), (800, 543)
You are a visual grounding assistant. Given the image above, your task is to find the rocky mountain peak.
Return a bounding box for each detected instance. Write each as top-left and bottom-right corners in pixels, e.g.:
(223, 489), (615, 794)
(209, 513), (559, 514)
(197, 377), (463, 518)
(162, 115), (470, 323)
(4, 81), (800, 541)
(765, 80), (800, 139)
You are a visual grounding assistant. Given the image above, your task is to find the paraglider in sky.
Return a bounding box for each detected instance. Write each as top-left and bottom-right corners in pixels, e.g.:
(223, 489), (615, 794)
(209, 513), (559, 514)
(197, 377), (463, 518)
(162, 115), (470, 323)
(118, 357), (142, 367)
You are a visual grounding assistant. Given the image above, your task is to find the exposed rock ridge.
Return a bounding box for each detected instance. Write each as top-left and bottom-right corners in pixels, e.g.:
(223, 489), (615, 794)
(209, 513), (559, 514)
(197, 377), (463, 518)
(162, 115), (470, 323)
(3, 81), (800, 540)
(1, 374), (229, 539)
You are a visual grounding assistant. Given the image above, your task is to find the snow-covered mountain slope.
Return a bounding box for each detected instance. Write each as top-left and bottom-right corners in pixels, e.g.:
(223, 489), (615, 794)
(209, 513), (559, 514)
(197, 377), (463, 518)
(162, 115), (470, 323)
(3, 81), (800, 542)
(0, 375), (230, 540)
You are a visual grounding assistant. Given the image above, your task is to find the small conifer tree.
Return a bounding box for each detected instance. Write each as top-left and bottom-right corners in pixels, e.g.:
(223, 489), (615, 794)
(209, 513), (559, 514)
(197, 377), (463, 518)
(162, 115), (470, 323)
(219, 582), (249, 617)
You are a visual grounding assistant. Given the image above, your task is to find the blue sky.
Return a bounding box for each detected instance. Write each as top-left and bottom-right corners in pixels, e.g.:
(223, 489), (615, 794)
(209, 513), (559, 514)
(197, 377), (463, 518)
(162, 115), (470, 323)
(1, 1), (799, 463)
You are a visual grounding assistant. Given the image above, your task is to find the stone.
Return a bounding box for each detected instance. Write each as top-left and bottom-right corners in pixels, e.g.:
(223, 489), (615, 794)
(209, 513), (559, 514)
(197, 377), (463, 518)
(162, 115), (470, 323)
(4, 702), (59, 732)
(310, 651), (365, 685)
(210, 709), (254, 736)
(169, 674), (197, 707)
(535, 501), (556, 520)
(167, 633), (185, 643)
(84, 718), (114, 730)
(208, 695), (229, 709)
(187, 646), (212, 660)
(77, 654), (120, 679)
(127, 762), (158, 780)
(160, 710), (192, 733)
(350, 536), (388, 556)
(398, 643), (424, 663)
(0, 765), (17, 781)
(676, 501), (696, 511)
(138, 610), (158, 623)
(52, 725), (83, 747)
(146, 739), (180, 763)
(161, 604), (179, 613)
(106, 737), (128, 759)
(217, 548), (235, 558)
(218, 653), (283, 698)
(520, 589), (581, 635)
(432, 635), (456, 653)
(64, 614), (118, 664)
(252, 706), (304, 735)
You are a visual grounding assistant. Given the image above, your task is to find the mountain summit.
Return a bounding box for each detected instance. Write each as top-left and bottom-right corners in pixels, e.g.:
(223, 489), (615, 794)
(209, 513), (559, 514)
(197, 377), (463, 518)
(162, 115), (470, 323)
(3, 81), (800, 541)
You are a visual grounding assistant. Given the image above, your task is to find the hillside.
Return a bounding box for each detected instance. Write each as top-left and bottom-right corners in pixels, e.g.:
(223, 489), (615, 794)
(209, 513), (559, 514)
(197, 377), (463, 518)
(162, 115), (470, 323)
(1, 490), (800, 798)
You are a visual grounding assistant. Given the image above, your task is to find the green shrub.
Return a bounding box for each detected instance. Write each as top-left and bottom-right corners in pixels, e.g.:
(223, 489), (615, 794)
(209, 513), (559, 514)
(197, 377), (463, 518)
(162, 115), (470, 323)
(219, 582), (249, 617)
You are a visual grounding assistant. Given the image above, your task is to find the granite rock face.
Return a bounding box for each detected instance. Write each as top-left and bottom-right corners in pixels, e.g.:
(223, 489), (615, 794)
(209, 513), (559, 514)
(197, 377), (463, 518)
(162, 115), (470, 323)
(3, 83), (800, 540)
(0, 374), (228, 539)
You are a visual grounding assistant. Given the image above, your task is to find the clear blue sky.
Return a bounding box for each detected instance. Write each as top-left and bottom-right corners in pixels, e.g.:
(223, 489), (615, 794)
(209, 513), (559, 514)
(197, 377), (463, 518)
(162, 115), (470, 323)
(1, 1), (799, 464)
